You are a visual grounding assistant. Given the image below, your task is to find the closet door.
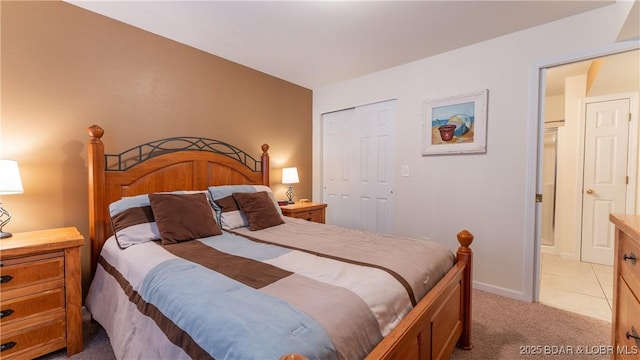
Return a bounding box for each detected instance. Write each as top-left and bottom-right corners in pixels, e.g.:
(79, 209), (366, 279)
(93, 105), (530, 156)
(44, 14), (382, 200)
(322, 100), (396, 234)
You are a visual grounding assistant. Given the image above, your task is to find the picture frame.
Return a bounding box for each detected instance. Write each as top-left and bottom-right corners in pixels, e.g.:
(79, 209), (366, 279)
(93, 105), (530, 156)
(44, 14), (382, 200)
(422, 89), (488, 155)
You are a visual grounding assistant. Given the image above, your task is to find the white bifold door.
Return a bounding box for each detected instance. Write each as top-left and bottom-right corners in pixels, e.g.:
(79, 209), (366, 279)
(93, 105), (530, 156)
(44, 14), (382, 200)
(322, 100), (396, 234)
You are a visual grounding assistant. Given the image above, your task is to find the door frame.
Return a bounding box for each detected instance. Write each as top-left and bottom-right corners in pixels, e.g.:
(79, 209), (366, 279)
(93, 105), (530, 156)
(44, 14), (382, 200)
(575, 93), (639, 264)
(527, 41), (640, 302)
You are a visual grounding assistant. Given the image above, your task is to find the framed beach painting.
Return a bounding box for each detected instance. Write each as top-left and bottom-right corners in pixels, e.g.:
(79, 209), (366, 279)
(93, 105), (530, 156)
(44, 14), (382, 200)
(422, 89), (488, 155)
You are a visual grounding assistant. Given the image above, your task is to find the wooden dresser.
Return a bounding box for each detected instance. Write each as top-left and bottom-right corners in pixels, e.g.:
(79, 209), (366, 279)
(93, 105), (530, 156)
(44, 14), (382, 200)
(280, 202), (327, 224)
(610, 214), (640, 359)
(0, 227), (84, 359)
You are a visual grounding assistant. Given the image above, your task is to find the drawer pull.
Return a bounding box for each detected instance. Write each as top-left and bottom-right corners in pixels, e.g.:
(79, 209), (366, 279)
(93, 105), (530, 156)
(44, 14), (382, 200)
(0, 341), (16, 352)
(627, 327), (640, 346)
(0, 309), (14, 319)
(624, 252), (637, 266)
(0, 275), (13, 284)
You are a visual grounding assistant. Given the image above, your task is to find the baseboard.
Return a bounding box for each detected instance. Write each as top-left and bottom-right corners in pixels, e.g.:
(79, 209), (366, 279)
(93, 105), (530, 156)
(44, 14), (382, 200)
(472, 281), (530, 302)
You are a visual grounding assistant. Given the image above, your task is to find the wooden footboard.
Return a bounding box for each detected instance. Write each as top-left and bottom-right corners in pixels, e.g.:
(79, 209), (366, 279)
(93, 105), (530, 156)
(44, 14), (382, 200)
(366, 230), (473, 360)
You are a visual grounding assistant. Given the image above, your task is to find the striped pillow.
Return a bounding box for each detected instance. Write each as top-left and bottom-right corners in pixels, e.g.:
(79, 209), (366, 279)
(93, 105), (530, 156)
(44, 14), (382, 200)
(209, 185), (253, 230)
(109, 195), (160, 249)
(208, 185), (283, 230)
(212, 194), (248, 230)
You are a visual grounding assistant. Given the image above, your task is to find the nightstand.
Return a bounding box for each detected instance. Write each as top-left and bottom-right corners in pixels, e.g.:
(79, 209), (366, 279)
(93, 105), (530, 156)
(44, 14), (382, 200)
(280, 202), (327, 224)
(0, 227), (84, 359)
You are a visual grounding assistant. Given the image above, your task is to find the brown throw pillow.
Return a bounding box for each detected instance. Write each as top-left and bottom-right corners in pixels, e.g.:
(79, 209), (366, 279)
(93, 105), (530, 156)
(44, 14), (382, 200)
(232, 191), (284, 231)
(149, 193), (222, 244)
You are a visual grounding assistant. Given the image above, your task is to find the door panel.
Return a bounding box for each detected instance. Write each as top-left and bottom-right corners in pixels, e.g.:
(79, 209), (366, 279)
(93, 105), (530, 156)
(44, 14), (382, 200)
(581, 98), (630, 265)
(322, 108), (355, 228)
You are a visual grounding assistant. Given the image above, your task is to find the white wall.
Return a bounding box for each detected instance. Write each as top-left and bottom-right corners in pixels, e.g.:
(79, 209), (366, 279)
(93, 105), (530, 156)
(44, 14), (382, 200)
(555, 75), (587, 260)
(312, 2), (638, 301)
(545, 95), (565, 123)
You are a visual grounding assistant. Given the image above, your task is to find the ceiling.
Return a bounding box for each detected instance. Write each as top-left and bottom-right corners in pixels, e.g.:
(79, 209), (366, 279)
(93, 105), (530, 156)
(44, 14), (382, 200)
(545, 49), (640, 96)
(67, 1), (615, 89)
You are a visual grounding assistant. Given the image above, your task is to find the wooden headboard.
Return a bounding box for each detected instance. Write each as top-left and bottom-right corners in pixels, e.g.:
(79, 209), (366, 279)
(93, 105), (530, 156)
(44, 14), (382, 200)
(87, 125), (270, 277)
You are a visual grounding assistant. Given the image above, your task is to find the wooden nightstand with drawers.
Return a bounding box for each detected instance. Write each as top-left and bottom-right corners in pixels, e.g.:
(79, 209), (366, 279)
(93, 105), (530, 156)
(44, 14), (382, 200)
(280, 202), (327, 224)
(0, 227), (84, 359)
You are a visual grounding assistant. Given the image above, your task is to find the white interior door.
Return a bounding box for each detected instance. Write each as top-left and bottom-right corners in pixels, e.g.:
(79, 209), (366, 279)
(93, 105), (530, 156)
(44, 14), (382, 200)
(581, 98), (630, 266)
(322, 108), (357, 228)
(322, 100), (396, 233)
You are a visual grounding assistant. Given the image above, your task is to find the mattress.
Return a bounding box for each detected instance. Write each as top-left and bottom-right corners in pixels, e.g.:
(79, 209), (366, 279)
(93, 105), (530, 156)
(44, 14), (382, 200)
(86, 217), (455, 360)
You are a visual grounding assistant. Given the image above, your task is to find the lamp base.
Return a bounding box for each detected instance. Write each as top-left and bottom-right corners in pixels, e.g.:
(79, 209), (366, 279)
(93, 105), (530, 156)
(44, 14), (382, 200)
(286, 185), (295, 204)
(0, 204), (12, 239)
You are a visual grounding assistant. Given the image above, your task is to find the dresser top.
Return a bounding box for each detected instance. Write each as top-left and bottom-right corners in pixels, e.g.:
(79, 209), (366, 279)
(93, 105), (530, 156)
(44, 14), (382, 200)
(610, 213), (640, 241)
(0, 227), (84, 258)
(280, 202), (327, 211)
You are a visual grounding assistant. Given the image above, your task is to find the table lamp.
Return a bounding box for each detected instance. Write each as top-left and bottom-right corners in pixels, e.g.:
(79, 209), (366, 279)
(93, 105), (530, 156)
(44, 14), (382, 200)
(0, 160), (24, 239)
(282, 167), (299, 204)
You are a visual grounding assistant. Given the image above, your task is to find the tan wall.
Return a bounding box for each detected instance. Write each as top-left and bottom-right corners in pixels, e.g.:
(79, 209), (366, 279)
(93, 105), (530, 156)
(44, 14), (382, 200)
(1, 1), (312, 297)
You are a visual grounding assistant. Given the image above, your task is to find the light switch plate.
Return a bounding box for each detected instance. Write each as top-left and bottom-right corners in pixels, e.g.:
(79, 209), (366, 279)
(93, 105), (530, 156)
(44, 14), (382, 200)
(401, 165), (410, 177)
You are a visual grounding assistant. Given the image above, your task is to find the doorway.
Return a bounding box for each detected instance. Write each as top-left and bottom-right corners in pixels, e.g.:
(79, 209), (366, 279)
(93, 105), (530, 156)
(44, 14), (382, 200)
(537, 49), (639, 320)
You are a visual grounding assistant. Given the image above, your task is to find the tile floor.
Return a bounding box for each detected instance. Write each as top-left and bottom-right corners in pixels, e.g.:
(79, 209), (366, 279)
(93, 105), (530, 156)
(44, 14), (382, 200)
(539, 253), (613, 322)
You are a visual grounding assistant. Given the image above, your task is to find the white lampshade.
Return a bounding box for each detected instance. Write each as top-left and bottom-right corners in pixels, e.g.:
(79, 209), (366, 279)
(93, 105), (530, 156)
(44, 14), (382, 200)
(282, 167), (299, 185)
(0, 160), (24, 194)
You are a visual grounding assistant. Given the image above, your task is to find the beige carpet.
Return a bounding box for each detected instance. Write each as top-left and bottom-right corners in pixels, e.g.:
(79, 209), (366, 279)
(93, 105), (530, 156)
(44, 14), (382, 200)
(38, 289), (611, 360)
(451, 289), (611, 360)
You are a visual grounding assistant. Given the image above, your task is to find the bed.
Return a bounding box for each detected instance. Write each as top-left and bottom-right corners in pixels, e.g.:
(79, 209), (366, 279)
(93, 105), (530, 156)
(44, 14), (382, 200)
(84, 124), (474, 360)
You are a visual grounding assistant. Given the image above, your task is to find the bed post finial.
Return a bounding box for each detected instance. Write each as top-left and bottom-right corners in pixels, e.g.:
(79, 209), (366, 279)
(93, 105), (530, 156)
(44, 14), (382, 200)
(88, 125), (104, 141)
(456, 230), (473, 252)
(456, 229), (473, 350)
(261, 144), (270, 187)
(87, 125), (106, 280)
